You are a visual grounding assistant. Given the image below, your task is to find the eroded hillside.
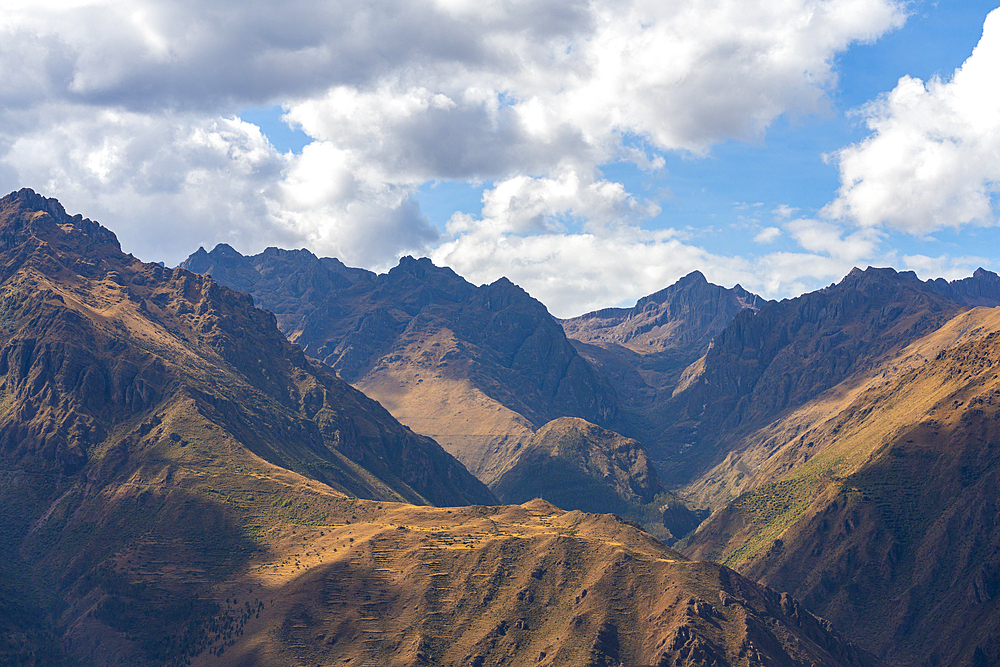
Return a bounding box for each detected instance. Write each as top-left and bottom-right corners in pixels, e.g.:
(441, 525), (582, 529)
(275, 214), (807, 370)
(682, 307), (1000, 665)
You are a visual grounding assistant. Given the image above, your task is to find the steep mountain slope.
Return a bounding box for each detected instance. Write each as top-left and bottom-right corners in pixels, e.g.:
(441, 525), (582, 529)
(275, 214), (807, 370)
(681, 306), (1000, 665)
(0, 189), (493, 664)
(0, 190), (878, 667)
(191, 498), (875, 667)
(0, 189), (491, 507)
(180, 243), (373, 340)
(493, 417), (704, 543)
(181, 246), (621, 484)
(563, 271), (765, 447)
(654, 267), (969, 485)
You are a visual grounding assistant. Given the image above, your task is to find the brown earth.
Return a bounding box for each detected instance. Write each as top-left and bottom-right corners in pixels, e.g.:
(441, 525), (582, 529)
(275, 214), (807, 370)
(0, 189), (492, 665)
(186, 498), (875, 667)
(681, 306), (1000, 665)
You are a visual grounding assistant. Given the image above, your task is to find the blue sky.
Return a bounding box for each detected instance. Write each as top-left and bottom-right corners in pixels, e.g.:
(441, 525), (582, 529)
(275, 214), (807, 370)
(2, 1), (999, 316)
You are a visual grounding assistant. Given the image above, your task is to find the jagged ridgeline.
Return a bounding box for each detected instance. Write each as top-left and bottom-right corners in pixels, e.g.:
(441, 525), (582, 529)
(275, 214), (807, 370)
(0, 188), (491, 664)
(674, 269), (1000, 665)
(179, 244), (716, 540)
(0, 189), (878, 666)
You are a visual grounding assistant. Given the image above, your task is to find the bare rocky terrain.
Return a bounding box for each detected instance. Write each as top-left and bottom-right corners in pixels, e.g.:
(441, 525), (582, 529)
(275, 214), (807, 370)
(13, 187), (1000, 665)
(180, 245), (699, 537)
(0, 190), (875, 667)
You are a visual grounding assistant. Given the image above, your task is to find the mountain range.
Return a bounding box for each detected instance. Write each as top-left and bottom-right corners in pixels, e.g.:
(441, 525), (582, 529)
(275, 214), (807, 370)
(183, 235), (1000, 665)
(8, 187), (1000, 665)
(0, 189), (881, 667)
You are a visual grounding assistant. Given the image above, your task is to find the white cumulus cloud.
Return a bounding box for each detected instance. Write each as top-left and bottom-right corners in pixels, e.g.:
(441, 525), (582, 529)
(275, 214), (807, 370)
(0, 0), (909, 308)
(826, 7), (1000, 234)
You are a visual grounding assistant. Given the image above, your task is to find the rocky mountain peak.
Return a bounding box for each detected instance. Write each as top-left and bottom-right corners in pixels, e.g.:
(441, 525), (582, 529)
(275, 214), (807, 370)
(565, 271), (764, 354)
(0, 188), (121, 254)
(927, 266), (1000, 306)
(391, 255), (450, 280)
(835, 265), (921, 293)
(677, 269), (708, 284)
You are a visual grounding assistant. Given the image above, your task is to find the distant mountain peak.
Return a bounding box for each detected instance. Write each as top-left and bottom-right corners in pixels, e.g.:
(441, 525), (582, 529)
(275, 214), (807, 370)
(973, 266), (993, 278)
(678, 269), (707, 284)
(207, 242), (243, 258)
(390, 255), (460, 282)
(564, 272), (764, 356)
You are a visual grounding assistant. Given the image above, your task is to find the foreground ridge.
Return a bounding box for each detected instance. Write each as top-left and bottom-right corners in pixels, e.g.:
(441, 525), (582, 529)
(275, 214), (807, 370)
(190, 499), (875, 667)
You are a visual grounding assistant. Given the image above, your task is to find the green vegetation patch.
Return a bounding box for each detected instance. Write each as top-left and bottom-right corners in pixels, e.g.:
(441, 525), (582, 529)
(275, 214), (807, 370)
(723, 476), (824, 567)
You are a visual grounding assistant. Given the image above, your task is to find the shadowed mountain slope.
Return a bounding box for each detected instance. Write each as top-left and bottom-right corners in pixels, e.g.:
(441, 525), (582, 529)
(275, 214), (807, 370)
(179, 246), (712, 542)
(681, 306), (1000, 665)
(181, 246), (621, 485)
(562, 271), (765, 448)
(654, 267), (971, 486)
(492, 417), (704, 544)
